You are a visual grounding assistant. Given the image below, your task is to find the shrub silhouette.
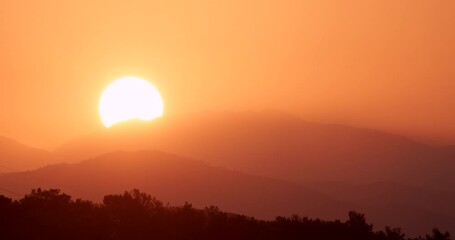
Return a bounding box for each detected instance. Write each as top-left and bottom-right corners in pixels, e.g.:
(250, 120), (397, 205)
(0, 189), (451, 240)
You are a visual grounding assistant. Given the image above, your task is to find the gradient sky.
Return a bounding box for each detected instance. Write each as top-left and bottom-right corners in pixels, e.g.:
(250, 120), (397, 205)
(1, 0), (454, 148)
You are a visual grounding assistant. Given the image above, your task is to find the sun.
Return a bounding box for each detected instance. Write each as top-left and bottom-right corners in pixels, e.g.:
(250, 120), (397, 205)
(99, 77), (164, 127)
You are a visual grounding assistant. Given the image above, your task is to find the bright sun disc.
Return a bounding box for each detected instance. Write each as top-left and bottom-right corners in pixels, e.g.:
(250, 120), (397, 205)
(99, 77), (164, 127)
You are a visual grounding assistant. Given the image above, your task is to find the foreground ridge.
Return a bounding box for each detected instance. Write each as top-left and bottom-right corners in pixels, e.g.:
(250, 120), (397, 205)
(0, 189), (451, 240)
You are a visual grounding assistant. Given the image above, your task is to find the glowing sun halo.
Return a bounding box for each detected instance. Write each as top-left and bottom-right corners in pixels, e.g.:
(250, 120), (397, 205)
(99, 77), (164, 127)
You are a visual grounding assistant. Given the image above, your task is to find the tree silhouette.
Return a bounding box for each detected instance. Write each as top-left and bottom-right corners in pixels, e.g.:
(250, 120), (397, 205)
(426, 228), (451, 240)
(384, 227), (406, 240)
(346, 211), (374, 239)
(0, 189), (452, 240)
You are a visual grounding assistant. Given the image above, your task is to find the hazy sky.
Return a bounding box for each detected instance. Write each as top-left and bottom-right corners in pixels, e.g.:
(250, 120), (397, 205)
(1, 0), (454, 148)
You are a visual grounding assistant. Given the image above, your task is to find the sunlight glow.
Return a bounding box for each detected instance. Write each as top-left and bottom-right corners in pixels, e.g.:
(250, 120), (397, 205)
(99, 77), (164, 127)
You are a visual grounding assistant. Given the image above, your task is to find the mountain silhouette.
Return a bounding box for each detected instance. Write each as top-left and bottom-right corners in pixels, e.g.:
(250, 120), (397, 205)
(55, 111), (455, 191)
(0, 136), (56, 173)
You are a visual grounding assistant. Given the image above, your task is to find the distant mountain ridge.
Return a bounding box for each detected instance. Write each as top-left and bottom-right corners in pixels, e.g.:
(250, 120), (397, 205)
(54, 111), (455, 191)
(0, 136), (56, 173)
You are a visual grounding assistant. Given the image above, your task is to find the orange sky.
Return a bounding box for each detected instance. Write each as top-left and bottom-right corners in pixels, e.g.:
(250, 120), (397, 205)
(1, 0), (454, 149)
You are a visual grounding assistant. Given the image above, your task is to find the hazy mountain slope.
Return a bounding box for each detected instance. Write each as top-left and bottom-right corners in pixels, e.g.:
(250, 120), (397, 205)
(54, 111), (455, 191)
(0, 150), (453, 236)
(306, 181), (455, 225)
(0, 150), (351, 220)
(0, 136), (56, 173)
